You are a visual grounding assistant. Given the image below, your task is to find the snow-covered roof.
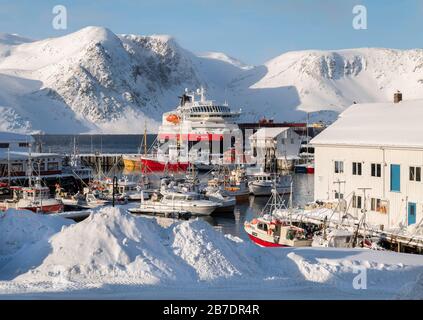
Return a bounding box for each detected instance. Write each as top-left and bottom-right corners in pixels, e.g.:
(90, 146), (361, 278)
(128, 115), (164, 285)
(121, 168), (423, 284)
(0, 151), (60, 160)
(249, 127), (290, 140)
(311, 99), (423, 148)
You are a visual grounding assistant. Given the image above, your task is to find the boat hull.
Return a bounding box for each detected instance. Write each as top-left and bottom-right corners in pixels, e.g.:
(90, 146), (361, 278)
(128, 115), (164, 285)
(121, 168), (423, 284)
(247, 233), (286, 247)
(0, 203), (64, 214)
(248, 183), (291, 196)
(140, 157), (190, 172)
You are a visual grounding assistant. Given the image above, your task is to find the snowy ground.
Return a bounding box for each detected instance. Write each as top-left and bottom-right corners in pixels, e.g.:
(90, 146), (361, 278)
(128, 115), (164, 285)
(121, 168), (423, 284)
(1, 207), (422, 300)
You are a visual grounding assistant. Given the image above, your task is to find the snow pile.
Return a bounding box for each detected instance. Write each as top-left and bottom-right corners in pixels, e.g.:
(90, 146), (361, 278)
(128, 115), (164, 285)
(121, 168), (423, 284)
(11, 208), (192, 286)
(172, 220), (282, 281)
(397, 271), (423, 299)
(0, 209), (72, 258)
(1, 207), (423, 299)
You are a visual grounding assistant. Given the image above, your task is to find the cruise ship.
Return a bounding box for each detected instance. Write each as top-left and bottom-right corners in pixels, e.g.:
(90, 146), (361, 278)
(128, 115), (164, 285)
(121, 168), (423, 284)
(125, 88), (242, 171)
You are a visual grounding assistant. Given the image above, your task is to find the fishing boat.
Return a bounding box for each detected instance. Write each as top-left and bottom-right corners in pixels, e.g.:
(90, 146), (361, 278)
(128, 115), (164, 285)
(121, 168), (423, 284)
(0, 180), (64, 213)
(294, 113), (315, 174)
(244, 186), (312, 247)
(133, 190), (219, 216)
(248, 172), (292, 196)
(220, 166), (250, 201)
(203, 184), (236, 213)
(104, 176), (151, 201)
(59, 188), (109, 210)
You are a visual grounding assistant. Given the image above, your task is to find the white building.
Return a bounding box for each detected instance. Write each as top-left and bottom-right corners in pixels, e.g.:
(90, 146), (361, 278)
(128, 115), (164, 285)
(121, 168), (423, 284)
(0, 132), (63, 179)
(249, 127), (302, 170)
(312, 98), (423, 229)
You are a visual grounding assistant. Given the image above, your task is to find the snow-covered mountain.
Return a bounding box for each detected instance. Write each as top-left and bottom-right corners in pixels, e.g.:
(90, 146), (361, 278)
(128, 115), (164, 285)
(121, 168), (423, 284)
(1, 26), (423, 133)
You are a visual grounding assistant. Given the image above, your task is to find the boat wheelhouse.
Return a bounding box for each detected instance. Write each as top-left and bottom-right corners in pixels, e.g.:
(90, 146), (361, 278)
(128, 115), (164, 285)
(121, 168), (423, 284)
(0, 181), (64, 213)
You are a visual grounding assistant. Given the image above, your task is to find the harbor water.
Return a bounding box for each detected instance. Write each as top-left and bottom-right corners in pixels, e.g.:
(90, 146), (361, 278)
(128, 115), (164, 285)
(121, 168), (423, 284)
(34, 134), (315, 240)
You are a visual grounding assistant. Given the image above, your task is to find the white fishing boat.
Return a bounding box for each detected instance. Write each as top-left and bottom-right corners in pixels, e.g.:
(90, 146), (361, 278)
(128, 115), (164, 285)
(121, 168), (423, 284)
(93, 176), (151, 201)
(133, 190), (219, 216)
(220, 166), (250, 201)
(204, 185), (236, 213)
(0, 180), (64, 213)
(244, 186), (312, 247)
(60, 189), (109, 210)
(248, 172), (291, 196)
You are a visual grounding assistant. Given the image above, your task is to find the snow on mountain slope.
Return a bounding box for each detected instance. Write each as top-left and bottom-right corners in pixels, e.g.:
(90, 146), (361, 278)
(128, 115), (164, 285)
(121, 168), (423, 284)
(1, 26), (423, 133)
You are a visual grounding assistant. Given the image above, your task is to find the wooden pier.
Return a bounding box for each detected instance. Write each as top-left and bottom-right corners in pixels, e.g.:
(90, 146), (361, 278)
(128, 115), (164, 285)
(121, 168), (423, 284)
(76, 153), (138, 170)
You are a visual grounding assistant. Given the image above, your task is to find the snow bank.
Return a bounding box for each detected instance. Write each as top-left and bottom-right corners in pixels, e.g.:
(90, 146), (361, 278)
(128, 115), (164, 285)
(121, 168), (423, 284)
(1, 207), (423, 299)
(0, 209), (72, 258)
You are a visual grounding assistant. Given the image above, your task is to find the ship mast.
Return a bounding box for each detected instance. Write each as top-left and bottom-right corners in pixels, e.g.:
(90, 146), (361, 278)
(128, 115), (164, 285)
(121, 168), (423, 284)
(27, 144), (32, 187)
(7, 147), (10, 186)
(144, 119), (147, 156)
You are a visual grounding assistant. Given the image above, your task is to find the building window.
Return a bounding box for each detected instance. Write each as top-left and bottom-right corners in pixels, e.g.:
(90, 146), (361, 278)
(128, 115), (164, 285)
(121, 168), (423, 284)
(11, 163), (23, 172)
(371, 198), (382, 212)
(352, 162), (362, 176)
(352, 195), (362, 209)
(335, 192), (344, 200)
(47, 162), (59, 171)
(334, 161), (344, 173)
(409, 166), (421, 182)
(390, 164), (401, 192)
(0, 143), (10, 148)
(371, 163), (381, 177)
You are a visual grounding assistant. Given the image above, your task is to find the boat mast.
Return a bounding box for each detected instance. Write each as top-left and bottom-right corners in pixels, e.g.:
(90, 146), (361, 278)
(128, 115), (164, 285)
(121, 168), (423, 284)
(27, 144), (32, 187)
(306, 112), (310, 164)
(144, 119), (147, 156)
(7, 147), (10, 186)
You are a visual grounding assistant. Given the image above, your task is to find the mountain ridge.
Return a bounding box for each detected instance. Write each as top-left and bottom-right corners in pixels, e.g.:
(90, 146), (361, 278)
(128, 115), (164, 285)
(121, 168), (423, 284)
(1, 26), (422, 134)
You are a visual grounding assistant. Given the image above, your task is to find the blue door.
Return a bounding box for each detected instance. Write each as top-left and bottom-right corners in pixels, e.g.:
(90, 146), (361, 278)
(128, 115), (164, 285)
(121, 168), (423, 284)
(390, 164), (401, 192)
(408, 202), (417, 225)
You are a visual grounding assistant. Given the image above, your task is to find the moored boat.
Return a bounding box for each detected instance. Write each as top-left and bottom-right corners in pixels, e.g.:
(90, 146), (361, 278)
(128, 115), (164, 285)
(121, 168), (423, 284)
(248, 172), (292, 196)
(244, 186), (312, 247)
(244, 216), (312, 247)
(0, 182), (64, 213)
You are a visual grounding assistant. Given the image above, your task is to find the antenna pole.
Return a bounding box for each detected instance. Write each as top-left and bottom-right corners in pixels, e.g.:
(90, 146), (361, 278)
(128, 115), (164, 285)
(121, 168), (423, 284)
(333, 179), (346, 221)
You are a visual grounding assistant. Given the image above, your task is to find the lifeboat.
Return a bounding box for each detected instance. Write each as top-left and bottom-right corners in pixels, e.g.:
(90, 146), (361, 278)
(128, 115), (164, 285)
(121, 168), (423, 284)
(166, 114), (180, 125)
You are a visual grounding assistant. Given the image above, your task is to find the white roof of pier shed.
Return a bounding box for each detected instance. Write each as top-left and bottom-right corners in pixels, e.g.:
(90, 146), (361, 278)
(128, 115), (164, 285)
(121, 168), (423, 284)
(249, 127), (290, 140)
(311, 99), (423, 149)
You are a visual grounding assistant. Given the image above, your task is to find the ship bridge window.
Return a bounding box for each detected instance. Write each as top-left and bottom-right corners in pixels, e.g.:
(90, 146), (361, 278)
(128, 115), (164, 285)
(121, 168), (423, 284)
(0, 143), (9, 148)
(258, 223), (268, 232)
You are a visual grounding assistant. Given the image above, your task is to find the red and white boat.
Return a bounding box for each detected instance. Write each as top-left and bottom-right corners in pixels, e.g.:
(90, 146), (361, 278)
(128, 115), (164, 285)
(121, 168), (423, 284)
(124, 88), (241, 172)
(244, 216), (312, 247)
(244, 186), (312, 247)
(0, 182), (64, 213)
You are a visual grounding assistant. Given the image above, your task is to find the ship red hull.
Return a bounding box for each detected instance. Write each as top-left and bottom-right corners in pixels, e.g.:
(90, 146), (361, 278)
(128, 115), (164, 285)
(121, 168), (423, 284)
(0, 203), (64, 214)
(140, 157), (190, 172)
(247, 233), (287, 248)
